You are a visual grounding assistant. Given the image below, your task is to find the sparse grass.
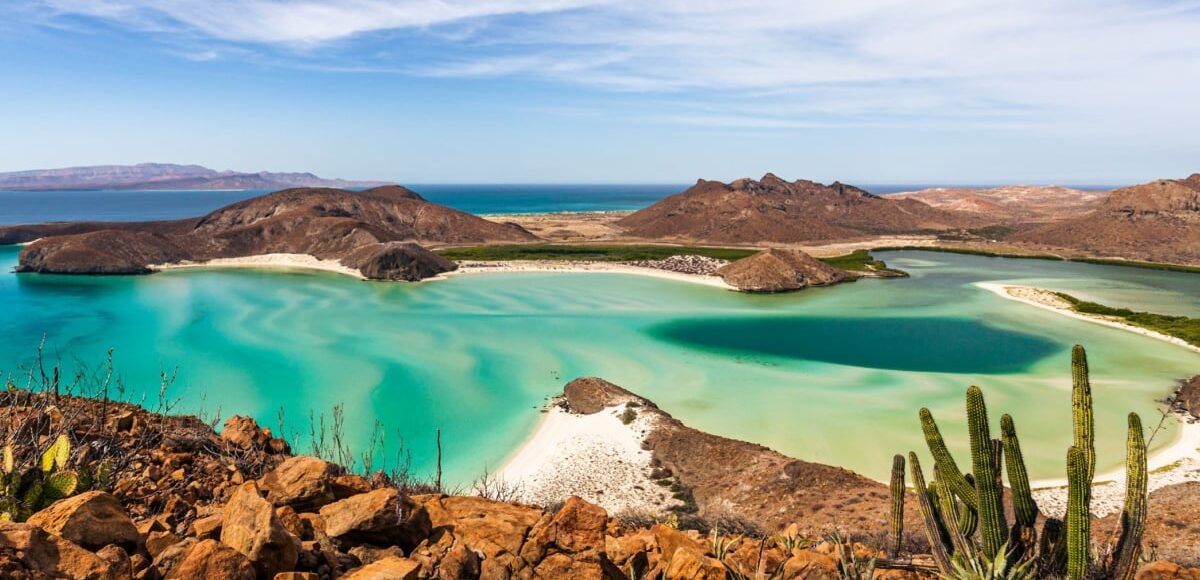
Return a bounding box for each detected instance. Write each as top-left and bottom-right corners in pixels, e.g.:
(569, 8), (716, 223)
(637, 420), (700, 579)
(620, 407), (637, 425)
(1053, 292), (1200, 347)
(436, 244), (757, 262)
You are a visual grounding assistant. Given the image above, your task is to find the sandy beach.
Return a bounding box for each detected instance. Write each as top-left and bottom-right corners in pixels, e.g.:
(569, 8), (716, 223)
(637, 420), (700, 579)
(151, 253), (366, 279)
(431, 260), (736, 290)
(492, 403), (677, 514)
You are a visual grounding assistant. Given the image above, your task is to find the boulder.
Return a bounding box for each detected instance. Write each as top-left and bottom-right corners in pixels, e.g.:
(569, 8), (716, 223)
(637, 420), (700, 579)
(782, 549), (840, 579)
(261, 456), (337, 509)
(349, 544), (406, 566)
(0, 521), (116, 579)
(717, 248), (848, 293)
(339, 242), (457, 281)
(520, 496), (607, 565)
(95, 544), (133, 579)
(221, 416), (289, 453)
(26, 491), (140, 551)
(342, 556), (422, 579)
(275, 573), (321, 580)
(417, 495), (544, 578)
(1138, 561), (1200, 579)
(220, 482), (299, 578)
(153, 537), (198, 576)
(651, 523), (702, 564)
(664, 546), (725, 580)
(318, 488), (423, 548)
(166, 539), (256, 580)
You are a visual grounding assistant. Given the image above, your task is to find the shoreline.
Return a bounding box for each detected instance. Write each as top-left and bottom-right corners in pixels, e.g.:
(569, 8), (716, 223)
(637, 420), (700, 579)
(150, 253), (366, 279)
(429, 260), (737, 290)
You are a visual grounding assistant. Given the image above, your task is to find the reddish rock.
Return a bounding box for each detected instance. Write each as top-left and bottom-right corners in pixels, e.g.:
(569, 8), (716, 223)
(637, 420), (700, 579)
(520, 496), (608, 574)
(318, 488), (423, 548)
(664, 546), (725, 580)
(275, 573), (321, 580)
(342, 556), (422, 579)
(1138, 561), (1200, 579)
(349, 544), (406, 566)
(95, 544), (133, 579)
(26, 491), (140, 551)
(261, 456), (338, 509)
(716, 248), (848, 293)
(418, 495), (545, 578)
(189, 514), (222, 540)
(166, 539), (255, 580)
(783, 549), (840, 580)
(0, 521), (116, 579)
(220, 482), (299, 578)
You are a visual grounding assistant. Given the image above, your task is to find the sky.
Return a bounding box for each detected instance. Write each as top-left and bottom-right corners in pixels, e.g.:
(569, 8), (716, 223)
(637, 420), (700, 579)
(1, 0), (1198, 184)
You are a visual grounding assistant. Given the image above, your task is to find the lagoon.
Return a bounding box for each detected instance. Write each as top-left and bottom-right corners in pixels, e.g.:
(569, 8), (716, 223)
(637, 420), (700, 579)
(1, 246), (1198, 484)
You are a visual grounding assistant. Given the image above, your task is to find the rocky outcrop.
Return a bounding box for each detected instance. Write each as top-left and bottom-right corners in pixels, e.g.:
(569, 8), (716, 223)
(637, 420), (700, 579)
(617, 173), (983, 243)
(888, 185), (1109, 223)
(220, 482), (300, 577)
(0, 521), (118, 579)
(1012, 174), (1200, 265)
(5, 184), (536, 279)
(25, 491), (140, 551)
(1173, 375), (1200, 419)
(716, 248), (849, 292)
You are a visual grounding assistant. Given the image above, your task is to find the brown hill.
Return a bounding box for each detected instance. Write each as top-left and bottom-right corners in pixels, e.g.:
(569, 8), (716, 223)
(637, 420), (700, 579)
(888, 185), (1109, 223)
(1011, 174), (1200, 264)
(617, 174), (983, 243)
(4, 185), (538, 279)
(716, 248), (849, 292)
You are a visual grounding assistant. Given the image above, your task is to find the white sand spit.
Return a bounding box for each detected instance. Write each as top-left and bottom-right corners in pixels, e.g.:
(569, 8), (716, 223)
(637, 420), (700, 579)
(434, 260), (736, 290)
(151, 253), (365, 279)
(494, 404), (677, 514)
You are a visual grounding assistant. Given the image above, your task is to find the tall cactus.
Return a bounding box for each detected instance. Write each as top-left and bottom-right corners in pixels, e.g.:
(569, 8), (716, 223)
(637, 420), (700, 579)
(1001, 414), (1038, 529)
(908, 452), (953, 573)
(934, 463), (973, 557)
(958, 474), (978, 538)
(1071, 345), (1096, 484)
(888, 454), (905, 558)
(920, 407), (977, 508)
(1066, 446), (1090, 580)
(1110, 413), (1148, 580)
(966, 386), (1007, 559)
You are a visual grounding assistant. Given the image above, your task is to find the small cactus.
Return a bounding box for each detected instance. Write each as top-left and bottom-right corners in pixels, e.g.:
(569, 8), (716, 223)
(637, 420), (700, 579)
(1109, 413), (1148, 580)
(1071, 345), (1095, 484)
(1066, 446), (1090, 580)
(0, 434), (84, 521)
(908, 452), (953, 573)
(966, 386), (1006, 559)
(888, 454), (905, 558)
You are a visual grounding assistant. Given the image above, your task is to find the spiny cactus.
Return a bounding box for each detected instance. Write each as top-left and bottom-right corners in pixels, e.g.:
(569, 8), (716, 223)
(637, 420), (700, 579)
(1066, 446), (1090, 580)
(1071, 345), (1095, 484)
(966, 386), (1007, 559)
(888, 454), (905, 559)
(1110, 413), (1148, 580)
(889, 345), (1151, 579)
(919, 407), (977, 508)
(0, 435), (83, 522)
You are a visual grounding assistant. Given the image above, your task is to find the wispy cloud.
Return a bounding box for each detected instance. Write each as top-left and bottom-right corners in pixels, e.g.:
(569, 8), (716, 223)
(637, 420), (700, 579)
(23, 0), (1200, 133)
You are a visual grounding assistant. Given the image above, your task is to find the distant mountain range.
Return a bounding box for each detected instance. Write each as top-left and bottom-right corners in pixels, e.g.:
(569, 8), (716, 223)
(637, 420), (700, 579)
(0, 163), (391, 191)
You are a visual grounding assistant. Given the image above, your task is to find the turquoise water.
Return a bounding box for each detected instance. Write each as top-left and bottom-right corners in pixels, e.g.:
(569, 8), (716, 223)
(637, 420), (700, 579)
(1, 245), (1198, 483)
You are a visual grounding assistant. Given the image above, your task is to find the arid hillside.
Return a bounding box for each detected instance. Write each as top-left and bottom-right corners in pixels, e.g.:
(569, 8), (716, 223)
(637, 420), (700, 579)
(888, 185), (1110, 223)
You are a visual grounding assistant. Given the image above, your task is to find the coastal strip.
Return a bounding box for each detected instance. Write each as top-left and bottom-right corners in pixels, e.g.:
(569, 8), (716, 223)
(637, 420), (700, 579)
(431, 260), (737, 290)
(151, 253), (367, 279)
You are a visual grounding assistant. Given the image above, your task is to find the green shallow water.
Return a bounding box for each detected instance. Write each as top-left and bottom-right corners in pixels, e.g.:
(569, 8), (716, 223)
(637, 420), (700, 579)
(1, 245), (1198, 483)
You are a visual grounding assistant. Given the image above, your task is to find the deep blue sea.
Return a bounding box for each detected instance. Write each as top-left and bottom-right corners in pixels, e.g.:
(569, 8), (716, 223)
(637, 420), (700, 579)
(0, 183), (1091, 225)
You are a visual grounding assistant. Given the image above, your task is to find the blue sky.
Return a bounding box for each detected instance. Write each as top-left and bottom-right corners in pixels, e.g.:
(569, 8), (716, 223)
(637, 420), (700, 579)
(1, 1), (1198, 184)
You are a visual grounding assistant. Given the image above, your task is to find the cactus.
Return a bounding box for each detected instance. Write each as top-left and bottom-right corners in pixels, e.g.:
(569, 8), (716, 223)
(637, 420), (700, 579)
(1001, 414), (1037, 528)
(888, 454), (905, 558)
(934, 464), (973, 557)
(1109, 413), (1147, 580)
(919, 407), (977, 508)
(908, 452), (954, 573)
(0, 434), (83, 522)
(958, 474), (978, 538)
(1066, 446), (1090, 580)
(966, 386), (1007, 559)
(1071, 345), (1095, 484)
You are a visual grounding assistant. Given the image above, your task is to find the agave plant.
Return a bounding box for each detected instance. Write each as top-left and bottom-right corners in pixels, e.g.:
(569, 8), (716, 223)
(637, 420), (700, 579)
(0, 434), (83, 521)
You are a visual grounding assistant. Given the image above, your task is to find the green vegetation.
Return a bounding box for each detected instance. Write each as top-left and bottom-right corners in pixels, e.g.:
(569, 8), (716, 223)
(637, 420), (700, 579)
(620, 407), (637, 425)
(1069, 257), (1200, 274)
(876, 245), (1200, 274)
(0, 435), (87, 522)
(894, 345), (1148, 579)
(818, 249), (906, 275)
(1053, 292), (1200, 347)
(436, 243), (757, 262)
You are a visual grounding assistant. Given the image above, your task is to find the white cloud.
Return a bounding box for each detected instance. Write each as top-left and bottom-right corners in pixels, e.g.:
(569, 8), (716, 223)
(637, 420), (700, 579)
(28, 0), (1200, 134)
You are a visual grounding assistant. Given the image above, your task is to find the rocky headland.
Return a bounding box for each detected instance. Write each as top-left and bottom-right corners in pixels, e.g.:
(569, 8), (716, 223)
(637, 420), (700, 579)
(0, 163), (391, 192)
(715, 248), (849, 292)
(2, 185), (538, 280)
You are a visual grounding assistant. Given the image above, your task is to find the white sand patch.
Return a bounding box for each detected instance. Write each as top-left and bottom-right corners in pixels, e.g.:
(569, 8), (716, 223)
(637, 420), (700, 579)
(151, 253), (365, 279)
(494, 404), (677, 514)
(432, 260), (736, 290)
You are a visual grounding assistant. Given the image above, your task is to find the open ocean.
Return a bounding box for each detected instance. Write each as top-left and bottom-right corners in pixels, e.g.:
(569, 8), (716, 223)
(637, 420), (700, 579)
(0, 183), (1090, 225)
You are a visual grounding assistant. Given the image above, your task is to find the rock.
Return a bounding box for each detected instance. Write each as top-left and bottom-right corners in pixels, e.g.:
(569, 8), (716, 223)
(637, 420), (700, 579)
(261, 456), (338, 509)
(166, 539), (255, 580)
(782, 549), (840, 580)
(520, 496), (607, 570)
(17, 229), (187, 275)
(0, 521), (116, 579)
(221, 416), (271, 451)
(332, 474), (374, 499)
(1138, 561), (1200, 579)
(716, 248), (848, 293)
(664, 546), (725, 580)
(349, 544), (406, 566)
(145, 530), (180, 559)
(418, 495), (544, 578)
(220, 482), (300, 578)
(319, 488), (421, 548)
(26, 490), (140, 550)
(342, 556), (422, 580)
(1174, 376), (1200, 419)
(153, 537), (198, 576)
(651, 523), (702, 564)
(340, 242), (458, 281)
(275, 573), (321, 580)
(190, 514), (222, 540)
(95, 544), (133, 579)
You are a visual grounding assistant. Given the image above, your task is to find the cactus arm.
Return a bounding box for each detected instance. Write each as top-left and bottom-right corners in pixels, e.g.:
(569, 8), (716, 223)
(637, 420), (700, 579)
(1110, 413), (1148, 580)
(1066, 446), (1091, 580)
(934, 463), (973, 558)
(1001, 414), (1038, 528)
(966, 386), (1007, 559)
(908, 452), (954, 573)
(889, 454), (906, 559)
(1071, 345), (1096, 484)
(920, 407), (977, 508)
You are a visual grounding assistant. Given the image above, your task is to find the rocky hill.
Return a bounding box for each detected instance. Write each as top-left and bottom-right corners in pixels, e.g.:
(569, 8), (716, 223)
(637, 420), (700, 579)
(887, 185), (1109, 223)
(616, 174), (984, 243)
(716, 248), (849, 292)
(1011, 174), (1200, 264)
(3, 185), (538, 279)
(0, 163), (390, 191)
